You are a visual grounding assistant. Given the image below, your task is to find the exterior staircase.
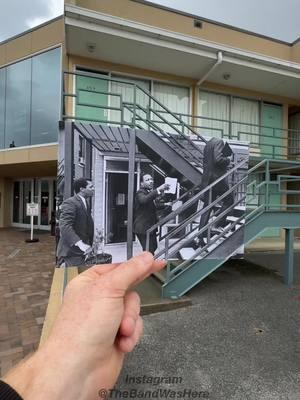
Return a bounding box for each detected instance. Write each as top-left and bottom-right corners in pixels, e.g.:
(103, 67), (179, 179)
(61, 71), (300, 298)
(145, 160), (300, 298)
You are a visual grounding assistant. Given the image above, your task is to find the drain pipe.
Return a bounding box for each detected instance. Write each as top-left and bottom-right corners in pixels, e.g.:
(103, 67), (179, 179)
(197, 51), (223, 86)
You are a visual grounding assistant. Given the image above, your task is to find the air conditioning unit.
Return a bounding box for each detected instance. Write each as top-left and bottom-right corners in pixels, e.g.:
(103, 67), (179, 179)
(78, 157), (85, 165)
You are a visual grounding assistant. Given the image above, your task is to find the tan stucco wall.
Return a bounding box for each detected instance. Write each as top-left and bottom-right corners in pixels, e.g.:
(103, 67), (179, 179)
(69, 0), (294, 62)
(0, 18), (64, 67)
(291, 41), (300, 63)
(0, 145), (58, 165)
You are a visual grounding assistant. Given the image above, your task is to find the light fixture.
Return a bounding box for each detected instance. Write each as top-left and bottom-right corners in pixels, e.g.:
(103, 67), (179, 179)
(86, 42), (96, 53)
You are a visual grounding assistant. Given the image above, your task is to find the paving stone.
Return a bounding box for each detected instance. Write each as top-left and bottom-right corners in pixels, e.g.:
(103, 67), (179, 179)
(0, 228), (55, 376)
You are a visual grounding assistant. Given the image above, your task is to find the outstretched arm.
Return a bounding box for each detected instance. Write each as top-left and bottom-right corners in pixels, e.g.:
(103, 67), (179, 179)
(2, 252), (166, 400)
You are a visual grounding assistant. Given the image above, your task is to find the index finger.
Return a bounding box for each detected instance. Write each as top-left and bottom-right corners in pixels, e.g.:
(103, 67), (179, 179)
(109, 252), (166, 290)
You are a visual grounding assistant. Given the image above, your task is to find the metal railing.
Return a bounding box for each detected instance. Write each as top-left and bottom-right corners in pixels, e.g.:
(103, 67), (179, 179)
(146, 158), (248, 260)
(62, 71), (206, 168)
(62, 71), (300, 161)
(151, 111), (300, 160)
(146, 159), (300, 281)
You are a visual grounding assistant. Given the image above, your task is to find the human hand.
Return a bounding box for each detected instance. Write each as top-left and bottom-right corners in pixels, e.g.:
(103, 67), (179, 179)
(3, 252), (166, 400)
(157, 183), (170, 193)
(76, 240), (92, 254)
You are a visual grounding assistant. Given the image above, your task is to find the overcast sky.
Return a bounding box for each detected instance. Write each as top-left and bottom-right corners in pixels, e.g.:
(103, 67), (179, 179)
(150, 0), (300, 42)
(0, 0), (63, 42)
(0, 0), (299, 43)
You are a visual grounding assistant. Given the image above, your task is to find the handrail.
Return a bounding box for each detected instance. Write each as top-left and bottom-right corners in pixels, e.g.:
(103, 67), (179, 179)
(151, 158), (300, 264)
(146, 158), (248, 238)
(154, 168), (248, 259)
(63, 70), (207, 169)
(62, 70), (300, 160)
(122, 102), (204, 167)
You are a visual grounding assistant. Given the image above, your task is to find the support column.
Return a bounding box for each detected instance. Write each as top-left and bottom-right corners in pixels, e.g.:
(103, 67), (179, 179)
(284, 228), (294, 287)
(127, 129), (136, 260)
(63, 121), (74, 199)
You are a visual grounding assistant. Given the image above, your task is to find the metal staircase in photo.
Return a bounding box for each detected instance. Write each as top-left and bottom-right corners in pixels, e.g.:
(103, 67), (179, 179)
(149, 160), (300, 298)
(61, 71), (300, 299)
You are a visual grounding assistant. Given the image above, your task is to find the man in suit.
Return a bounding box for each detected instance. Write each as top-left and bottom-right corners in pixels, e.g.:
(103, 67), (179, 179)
(57, 178), (95, 266)
(196, 137), (234, 247)
(133, 174), (169, 254)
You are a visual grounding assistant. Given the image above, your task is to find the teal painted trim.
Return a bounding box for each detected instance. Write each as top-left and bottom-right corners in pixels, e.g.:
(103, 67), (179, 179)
(245, 212), (300, 244)
(284, 229), (294, 287)
(163, 212), (300, 299)
(162, 258), (224, 299)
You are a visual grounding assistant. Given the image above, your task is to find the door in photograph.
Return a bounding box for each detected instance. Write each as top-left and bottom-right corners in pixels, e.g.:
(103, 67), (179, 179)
(105, 172), (137, 243)
(76, 73), (108, 123)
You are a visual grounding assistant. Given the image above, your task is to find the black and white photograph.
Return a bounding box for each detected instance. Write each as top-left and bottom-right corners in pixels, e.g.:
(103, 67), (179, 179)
(56, 121), (249, 269)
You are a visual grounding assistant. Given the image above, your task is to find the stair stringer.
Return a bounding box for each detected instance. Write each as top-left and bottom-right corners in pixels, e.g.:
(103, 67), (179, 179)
(136, 129), (202, 188)
(162, 211), (300, 298)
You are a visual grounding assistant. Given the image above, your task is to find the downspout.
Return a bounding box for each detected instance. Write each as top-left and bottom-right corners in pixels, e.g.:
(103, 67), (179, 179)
(194, 51), (223, 133)
(197, 51), (223, 86)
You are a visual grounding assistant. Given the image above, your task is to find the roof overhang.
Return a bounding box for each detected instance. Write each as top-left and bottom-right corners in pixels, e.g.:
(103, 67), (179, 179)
(65, 5), (300, 99)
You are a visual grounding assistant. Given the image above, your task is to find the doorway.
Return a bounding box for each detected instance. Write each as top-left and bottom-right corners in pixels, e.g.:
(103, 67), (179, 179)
(105, 172), (137, 244)
(12, 178), (56, 230)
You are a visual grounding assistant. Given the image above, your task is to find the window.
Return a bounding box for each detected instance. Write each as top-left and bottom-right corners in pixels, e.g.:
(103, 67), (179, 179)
(110, 75), (150, 128)
(31, 47), (61, 144)
(231, 97), (259, 144)
(79, 135), (85, 164)
(5, 59), (31, 147)
(198, 91), (260, 144)
(0, 47), (61, 149)
(0, 68), (5, 148)
(198, 91), (229, 138)
(153, 82), (190, 134)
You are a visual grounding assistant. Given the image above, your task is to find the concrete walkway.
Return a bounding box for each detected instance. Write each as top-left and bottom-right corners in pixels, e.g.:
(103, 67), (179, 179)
(0, 228), (55, 376)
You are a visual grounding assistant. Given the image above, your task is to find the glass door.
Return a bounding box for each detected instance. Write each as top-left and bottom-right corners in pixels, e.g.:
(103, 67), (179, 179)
(12, 179), (34, 226)
(12, 178), (56, 230)
(40, 180), (50, 226)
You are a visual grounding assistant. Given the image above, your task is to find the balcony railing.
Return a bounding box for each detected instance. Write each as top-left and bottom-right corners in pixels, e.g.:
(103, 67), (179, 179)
(62, 71), (300, 161)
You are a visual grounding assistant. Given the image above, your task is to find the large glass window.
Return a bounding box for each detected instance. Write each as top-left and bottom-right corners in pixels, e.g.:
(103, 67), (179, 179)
(231, 97), (259, 144)
(5, 59), (31, 147)
(0, 68), (5, 148)
(110, 75), (150, 128)
(153, 82), (190, 134)
(198, 91), (261, 144)
(0, 47), (61, 149)
(198, 91), (230, 138)
(31, 47), (61, 144)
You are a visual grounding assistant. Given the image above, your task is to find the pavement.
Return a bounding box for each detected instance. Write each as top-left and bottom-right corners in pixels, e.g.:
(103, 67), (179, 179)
(117, 256), (300, 400)
(0, 228), (55, 376)
(1, 228), (300, 399)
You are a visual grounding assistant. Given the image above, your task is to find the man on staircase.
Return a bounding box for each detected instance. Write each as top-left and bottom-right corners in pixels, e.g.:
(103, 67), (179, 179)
(196, 137), (234, 248)
(133, 174), (169, 254)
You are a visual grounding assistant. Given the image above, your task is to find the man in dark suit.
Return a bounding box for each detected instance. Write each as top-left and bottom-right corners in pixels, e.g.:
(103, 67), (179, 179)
(133, 174), (169, 254)
(57, 178), (95, 266)
(196, 137), (234, 247)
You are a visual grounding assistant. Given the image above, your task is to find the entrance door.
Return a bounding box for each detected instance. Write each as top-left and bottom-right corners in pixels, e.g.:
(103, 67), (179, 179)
(12, 178), (56, 230)
(105, 172), (137, 244)
(76, 73), (108, 123)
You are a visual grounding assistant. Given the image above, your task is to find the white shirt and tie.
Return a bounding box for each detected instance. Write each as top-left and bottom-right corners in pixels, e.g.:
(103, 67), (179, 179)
(75, 195), (91, 252)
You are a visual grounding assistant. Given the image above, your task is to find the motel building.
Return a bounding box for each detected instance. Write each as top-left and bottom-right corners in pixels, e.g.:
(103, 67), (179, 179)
(0, 0), (300, 250)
